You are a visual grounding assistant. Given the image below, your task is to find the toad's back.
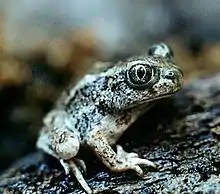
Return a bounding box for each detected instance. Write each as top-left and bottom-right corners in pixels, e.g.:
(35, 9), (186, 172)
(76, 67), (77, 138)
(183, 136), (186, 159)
(56, 54), (183, 143)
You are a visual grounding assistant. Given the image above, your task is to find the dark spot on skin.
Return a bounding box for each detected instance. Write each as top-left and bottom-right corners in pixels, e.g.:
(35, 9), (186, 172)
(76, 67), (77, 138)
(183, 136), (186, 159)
(79, 132), (84, 140)
(148, 87), (158, 96)
(97, 100), (114, 115)
(116, 159), (123, 165)
(80, 85), (92, 98)
(59, 133), (66, 143)
(74, 118), (80, 129)
(100, 77), (110, 91)
(115, 112), (132, 127)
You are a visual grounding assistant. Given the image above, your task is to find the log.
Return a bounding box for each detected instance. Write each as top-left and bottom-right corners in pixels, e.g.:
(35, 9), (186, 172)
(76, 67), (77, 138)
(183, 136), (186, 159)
(0, 74), (220, 193)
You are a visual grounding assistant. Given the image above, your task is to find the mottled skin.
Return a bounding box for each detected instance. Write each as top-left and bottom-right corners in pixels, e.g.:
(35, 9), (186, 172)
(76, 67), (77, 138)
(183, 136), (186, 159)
(37, 43), (183, 194)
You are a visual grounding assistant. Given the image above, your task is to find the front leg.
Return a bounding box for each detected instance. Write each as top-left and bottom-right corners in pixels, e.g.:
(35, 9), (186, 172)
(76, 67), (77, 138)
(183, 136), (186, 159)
(86, 129), (157, 176)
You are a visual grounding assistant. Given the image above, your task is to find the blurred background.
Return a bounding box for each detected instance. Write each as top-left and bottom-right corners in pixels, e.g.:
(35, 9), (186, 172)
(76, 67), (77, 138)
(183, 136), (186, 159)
(0, 0), (220, 171)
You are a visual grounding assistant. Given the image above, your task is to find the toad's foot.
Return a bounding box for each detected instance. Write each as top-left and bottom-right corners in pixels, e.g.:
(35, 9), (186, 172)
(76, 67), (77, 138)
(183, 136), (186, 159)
(87, 129), (157, 177)
(60, 159), (92, 194)
(116, 145), (157, 176)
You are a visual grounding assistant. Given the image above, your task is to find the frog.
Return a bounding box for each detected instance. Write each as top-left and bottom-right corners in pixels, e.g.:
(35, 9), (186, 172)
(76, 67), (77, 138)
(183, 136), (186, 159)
(36, 43), (183, 194)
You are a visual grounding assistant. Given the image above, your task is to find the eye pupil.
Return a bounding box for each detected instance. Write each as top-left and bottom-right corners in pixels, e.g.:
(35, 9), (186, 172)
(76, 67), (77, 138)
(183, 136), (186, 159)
(136, 66), (146, 79)
(127, 64), (152, 89)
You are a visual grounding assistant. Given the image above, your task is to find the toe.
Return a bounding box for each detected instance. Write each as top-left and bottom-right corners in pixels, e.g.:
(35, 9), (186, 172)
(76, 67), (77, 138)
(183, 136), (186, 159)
(131, 158), (157, 168)
(127, 152), (139, 158)
(116, 145), (139, 159)
(131, 165), (143, 176)
(68, 160), (92, 194)
(60, 159), (70, 174)
(75, 158), (87, 172)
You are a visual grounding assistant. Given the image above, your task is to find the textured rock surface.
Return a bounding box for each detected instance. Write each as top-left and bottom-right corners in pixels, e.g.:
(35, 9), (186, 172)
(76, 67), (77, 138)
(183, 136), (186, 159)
(0, 74), (220, 193)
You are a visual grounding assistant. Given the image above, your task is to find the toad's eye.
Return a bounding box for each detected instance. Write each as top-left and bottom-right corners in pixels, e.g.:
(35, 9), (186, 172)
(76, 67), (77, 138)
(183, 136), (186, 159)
(127, 64), (153, 89)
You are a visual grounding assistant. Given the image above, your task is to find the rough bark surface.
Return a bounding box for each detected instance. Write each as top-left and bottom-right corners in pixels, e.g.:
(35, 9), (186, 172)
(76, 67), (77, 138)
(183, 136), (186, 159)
(0, 74), (220, 194)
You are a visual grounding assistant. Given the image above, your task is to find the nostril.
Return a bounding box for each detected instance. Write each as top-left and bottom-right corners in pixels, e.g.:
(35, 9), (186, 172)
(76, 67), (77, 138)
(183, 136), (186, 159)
(165, 71), (175, 80)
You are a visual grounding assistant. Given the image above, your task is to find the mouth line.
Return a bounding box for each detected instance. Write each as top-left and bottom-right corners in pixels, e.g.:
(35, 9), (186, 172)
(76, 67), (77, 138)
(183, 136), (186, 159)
(139, 87), (182, 104)
(126, 84), (183, 110)
(125, 89), (181, 111)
